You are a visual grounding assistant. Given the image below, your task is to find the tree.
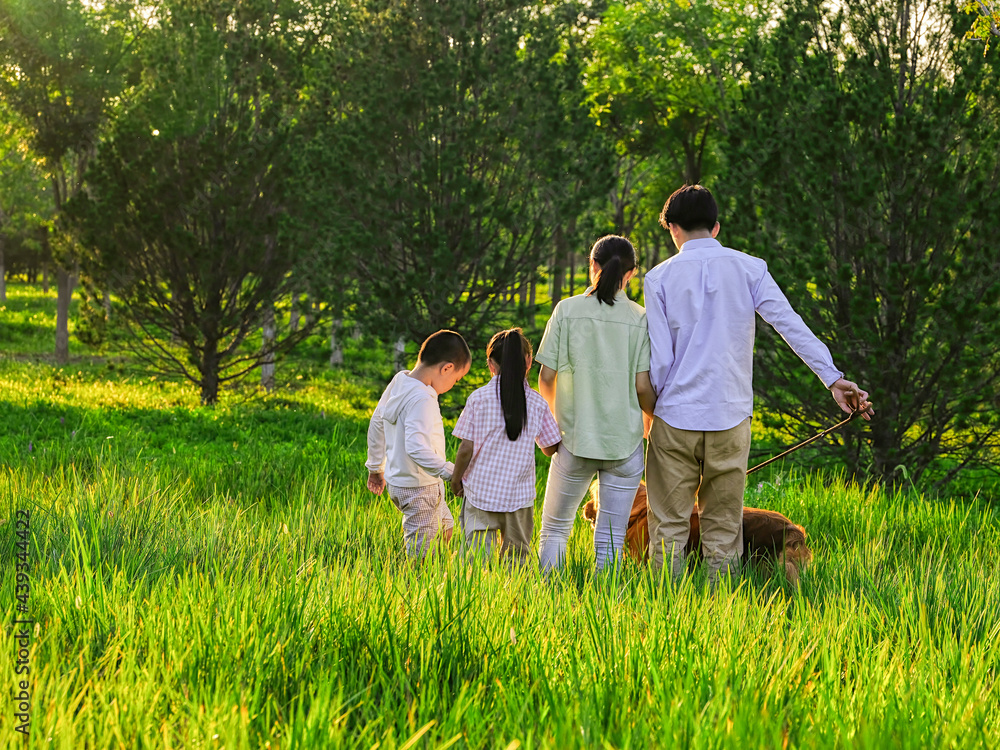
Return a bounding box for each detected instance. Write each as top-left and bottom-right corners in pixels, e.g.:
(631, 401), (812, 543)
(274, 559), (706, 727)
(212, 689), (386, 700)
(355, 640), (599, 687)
(585, 0), (775, 187)
(583, 0), (775, 283)
(310, 0), (594, 348)
(0, 108), (52, 302)
(68, 0), (323, 404)
(538, 1), (617, 312)
(0, 0), (140, 361)
(720, 0), (1000, 487)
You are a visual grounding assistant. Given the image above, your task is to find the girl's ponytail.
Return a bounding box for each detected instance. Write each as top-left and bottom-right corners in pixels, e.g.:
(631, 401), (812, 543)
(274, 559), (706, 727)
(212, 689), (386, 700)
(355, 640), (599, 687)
(587, 235), (637, 306)
(487, 328), (531, 441)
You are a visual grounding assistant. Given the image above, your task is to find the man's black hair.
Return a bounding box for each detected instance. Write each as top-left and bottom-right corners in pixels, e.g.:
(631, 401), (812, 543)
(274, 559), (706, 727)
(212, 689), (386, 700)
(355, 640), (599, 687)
(659, 184), (719, 233)
(417, 330), (471, 368)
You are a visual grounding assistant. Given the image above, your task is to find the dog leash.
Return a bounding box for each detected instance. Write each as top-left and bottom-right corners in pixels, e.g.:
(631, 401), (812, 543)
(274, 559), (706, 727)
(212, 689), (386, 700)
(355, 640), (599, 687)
(746, 409), (864, 476)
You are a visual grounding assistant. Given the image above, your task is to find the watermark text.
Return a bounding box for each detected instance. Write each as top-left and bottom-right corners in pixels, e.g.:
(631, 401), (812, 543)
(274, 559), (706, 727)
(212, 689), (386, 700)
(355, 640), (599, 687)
(13, 509), (32, 738)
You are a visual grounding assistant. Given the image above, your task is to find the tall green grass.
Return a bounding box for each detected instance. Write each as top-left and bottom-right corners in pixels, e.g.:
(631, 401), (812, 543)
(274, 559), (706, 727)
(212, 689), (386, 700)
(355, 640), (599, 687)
(2, 284), (1000, 748)
(3, 465), (999, 748)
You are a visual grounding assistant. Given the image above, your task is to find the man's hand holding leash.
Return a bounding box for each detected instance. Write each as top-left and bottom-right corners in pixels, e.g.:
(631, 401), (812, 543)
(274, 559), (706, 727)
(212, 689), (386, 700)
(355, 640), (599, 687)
(830, 378), (874, 420)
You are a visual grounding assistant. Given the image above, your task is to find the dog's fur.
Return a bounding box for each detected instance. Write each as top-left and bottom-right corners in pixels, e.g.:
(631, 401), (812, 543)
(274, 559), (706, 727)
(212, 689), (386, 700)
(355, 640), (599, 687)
(583, 481), (813, 583)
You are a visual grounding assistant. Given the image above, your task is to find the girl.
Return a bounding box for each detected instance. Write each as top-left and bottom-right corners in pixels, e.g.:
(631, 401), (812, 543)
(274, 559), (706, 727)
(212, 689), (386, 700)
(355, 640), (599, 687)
(535, 235), (657, 572)
(451, 328), (561, 563)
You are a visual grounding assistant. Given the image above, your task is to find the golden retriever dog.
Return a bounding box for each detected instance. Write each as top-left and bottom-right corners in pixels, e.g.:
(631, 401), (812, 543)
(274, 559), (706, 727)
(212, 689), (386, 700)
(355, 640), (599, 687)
(583, 481), (813, 583)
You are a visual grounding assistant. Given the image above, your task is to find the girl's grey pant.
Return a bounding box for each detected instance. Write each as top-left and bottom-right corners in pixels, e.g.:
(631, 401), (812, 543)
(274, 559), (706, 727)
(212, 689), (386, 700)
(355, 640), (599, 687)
(538, 443), (645, 572)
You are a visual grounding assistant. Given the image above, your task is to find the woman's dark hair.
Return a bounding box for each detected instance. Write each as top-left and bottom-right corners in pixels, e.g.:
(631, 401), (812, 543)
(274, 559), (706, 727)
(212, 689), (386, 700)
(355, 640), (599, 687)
(587, 235), (637, 305)
(487, 328), (532, 441)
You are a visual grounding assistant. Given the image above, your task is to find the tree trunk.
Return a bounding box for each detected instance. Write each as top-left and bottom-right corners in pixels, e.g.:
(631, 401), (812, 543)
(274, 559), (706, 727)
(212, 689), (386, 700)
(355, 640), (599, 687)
(0, 238), (6, 303)
(550, 227), (565, 310)
(261, 304), (276, 391)
(393, 336), (407, 370)
(329, 319), (344, 367)
(200, 347), (221, 405)
(103, 288), (111, 319)
(568, 250), (576, 297)
(528, 277), (536, 318)
(645, 232), (662, 275)
(40, 229), (52, 292)
(290, 292), (307, 332)
(683, 139), (702, 185)
(55, 267), (74, 364)
(303, 295), (316, 328)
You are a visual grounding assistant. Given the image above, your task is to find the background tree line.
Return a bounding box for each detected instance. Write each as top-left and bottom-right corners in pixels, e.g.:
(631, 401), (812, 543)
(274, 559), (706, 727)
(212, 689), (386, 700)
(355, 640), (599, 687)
(1, 0), (998, 488)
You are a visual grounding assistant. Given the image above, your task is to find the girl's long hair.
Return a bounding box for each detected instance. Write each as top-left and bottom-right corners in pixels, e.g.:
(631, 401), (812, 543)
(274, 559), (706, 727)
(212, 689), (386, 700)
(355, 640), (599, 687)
(587, 235), (637, 305)
(487, 328), (532, 441)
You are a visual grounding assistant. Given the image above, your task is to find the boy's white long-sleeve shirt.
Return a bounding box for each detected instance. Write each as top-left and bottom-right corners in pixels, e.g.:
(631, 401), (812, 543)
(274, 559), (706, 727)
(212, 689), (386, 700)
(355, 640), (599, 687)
(366, 371), (454, 486)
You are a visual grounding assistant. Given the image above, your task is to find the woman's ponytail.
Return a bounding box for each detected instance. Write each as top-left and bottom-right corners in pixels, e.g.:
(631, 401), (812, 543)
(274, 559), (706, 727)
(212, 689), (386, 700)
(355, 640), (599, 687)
(587, 235), (637, 306)
(592, 254), (623, 305)
(487, 328), (531, 441)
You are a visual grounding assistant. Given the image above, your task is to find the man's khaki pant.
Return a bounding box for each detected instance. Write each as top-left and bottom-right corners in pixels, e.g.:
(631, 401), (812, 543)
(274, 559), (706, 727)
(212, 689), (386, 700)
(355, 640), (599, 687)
(645, 416), (752, 583)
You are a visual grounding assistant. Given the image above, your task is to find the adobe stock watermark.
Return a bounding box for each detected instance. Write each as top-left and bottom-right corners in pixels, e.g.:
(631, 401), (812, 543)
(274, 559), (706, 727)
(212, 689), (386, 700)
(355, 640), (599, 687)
(12, 509), (32, 738)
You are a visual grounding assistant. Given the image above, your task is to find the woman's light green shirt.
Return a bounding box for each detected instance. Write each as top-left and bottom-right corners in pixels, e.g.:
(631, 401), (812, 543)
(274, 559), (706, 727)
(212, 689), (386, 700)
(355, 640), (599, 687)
(535, 289), (651, 461)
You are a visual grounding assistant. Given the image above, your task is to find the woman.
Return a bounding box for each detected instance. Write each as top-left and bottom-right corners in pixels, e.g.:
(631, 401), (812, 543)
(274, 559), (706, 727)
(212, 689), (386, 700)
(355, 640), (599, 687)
(535, 235), (656, 572)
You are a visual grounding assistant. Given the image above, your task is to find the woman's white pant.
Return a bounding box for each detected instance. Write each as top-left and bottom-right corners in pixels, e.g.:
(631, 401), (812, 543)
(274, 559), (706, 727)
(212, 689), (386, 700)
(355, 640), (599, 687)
(538, 443), (645, 572)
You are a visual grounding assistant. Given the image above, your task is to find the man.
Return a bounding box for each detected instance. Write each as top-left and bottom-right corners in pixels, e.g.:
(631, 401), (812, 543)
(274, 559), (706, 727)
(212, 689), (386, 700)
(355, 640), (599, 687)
(643, 185), (873, 584)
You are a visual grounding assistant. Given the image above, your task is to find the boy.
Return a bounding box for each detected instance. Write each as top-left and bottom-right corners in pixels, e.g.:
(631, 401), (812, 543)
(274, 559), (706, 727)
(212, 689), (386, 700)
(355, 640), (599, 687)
(643, 185), (873, 584)
(365, 330), (472, 558)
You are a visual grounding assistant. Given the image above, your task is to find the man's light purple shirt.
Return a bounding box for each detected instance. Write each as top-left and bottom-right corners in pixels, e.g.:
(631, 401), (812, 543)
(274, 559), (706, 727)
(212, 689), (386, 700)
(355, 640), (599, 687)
(644, 238), (842, 432)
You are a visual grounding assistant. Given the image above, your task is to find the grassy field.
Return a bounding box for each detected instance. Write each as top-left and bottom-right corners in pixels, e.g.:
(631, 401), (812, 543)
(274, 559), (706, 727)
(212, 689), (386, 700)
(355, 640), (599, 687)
(2, 284), (1000, 748)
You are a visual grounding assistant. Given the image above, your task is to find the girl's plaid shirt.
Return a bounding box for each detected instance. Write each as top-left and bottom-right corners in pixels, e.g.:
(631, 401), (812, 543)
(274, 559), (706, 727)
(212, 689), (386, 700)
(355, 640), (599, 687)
(452, 378), (560, 513)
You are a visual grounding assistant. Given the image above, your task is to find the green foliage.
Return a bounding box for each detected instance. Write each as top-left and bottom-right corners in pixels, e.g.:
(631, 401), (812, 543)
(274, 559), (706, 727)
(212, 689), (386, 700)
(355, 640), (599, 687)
(586, 0), (772, 186)
(720, 0), (1000, 488)
(73, 273), (106, 349)
(67, 0), (326, 405)
(0, 0), (128, 173)
(583, 0), (773, 272)
(306, 0), (604, 349)
(0, 0), (142, 362)
(0, 107), (53, 269)
(964, 0), (1000, 51)
(0, 0), (140, 220)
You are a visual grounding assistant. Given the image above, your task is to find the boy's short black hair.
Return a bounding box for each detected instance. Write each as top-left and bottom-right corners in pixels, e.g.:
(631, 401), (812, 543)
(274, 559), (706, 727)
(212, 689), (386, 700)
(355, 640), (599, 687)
(659, 184), (719, 232)
(417, 330), (471, 368)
